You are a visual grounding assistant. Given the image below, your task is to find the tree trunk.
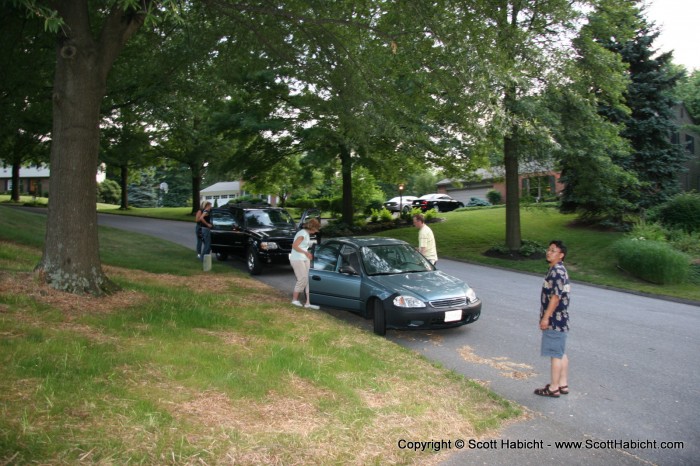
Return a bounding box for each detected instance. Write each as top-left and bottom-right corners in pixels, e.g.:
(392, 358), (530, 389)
(504, 133), (521, 251)
(119, 164), (129, 209)
(10, 163), (20, 202)
(38, 42), (113, 294)
(503, 86), (521, 252)
(191, 164), (202, 215)
(36, 2), (146, 295)
(340, 145), (353, 225)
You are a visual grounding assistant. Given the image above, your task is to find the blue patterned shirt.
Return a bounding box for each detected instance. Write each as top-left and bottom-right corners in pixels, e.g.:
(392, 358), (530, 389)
(540, 262), (571, 332)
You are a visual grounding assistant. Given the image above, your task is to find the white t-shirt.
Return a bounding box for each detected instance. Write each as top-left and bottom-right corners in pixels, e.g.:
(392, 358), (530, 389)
(290, 229), (311, 261)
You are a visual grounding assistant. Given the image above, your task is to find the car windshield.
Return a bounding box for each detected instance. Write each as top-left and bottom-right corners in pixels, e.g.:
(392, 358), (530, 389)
(245, 209), (295, 228)
(361, 244), (434, 275)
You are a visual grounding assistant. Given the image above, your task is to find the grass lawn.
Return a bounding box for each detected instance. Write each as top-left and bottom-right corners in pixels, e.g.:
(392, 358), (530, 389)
(377, 206), (700, 303)
(0, 206), (520, 464)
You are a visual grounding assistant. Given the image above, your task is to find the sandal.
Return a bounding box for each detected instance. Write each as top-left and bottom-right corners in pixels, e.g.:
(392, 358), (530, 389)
(534, 384), (560, 397)
(559, 385), (569, 395)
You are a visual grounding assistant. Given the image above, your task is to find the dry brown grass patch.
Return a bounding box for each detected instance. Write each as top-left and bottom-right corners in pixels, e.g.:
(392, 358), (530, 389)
(0, 270), (147, 318)
(458, 345), (536, 380)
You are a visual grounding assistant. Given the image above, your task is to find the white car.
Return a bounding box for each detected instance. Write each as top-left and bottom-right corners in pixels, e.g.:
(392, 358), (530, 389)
(383, 196), (418, 213)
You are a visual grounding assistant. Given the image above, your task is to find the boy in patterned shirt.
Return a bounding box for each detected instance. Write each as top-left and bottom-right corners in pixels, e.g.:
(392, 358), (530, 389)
(535, 240), (571, 398)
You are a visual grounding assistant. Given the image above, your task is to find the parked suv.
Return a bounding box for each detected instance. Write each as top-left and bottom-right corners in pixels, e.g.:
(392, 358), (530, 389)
(209, 203), (320, 275)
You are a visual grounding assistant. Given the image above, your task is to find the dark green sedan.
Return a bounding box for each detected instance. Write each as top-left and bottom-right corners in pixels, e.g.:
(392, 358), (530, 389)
(309, 237), (482, 335)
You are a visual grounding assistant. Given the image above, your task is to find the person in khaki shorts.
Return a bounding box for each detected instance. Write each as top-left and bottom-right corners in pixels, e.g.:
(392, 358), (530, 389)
(290, 218), (321, 309)
(413, 213), (437, 265)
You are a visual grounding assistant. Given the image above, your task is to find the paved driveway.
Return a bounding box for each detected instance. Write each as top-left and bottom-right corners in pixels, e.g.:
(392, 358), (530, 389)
(95, 213), (699, 465)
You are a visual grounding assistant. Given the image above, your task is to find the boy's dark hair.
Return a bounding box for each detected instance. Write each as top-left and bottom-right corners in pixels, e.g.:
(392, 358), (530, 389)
(550, 240), (567, 260)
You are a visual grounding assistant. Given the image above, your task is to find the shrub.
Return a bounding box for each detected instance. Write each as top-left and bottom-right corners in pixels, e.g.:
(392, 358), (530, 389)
(655, 192), (700, 233)
(613, 238), (690, 284)
(97, 179), (121, 205)
(288, 198), (316, 209)
(628, 220), (667, 242)
(369, 208), (393, 223)
(423, 208), (438, 221)
(316, 198), (331, 212)
(519, 240), (545, 257)
(668, 230), (700, 257)
(379, 207), (393, 222)
(321, 220), (354, 237)
(330, 197), (343, 216)
(364, 199), (384, 216)
(486, 189), (502, 205)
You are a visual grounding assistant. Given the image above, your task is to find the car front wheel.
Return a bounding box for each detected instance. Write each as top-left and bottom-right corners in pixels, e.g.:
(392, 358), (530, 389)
(373, 299), (386, 336)
(247, 248), (263, 275)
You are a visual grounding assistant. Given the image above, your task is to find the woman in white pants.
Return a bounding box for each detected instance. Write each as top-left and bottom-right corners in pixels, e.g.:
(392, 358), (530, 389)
(290, 218), (321, 309)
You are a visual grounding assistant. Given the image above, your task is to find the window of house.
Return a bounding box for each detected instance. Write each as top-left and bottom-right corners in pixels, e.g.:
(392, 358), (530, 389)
(522, 176), (554, 200)
(685, 135), (695, 154)
(671, 131), (680, 145)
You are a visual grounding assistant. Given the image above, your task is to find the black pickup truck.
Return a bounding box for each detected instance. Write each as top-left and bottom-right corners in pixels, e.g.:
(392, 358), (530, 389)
(209, 203), (320, 275)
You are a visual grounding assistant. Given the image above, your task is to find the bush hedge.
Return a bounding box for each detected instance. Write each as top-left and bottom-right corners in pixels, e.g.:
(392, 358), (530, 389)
(655, 192), (700, 233)
(613, 238), (690, 284)
(486, 189), (502, 205)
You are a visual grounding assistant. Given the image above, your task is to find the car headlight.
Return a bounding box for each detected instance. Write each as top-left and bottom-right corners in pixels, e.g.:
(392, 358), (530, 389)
(393, 296), (426, 308)
(260, 242), (278, 250)
(466, 288), (477, 303)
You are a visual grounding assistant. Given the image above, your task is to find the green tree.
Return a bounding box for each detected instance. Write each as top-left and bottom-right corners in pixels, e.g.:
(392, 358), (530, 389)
(675, 68), (700, 132)
(410, 0), (584, 250)
(554, 0), (640, 222)
(465, 0), (584, 250)
(100, 109), (156, 209)
(210, 1), (487, 225)
(597, 0), (687, 209)
(106, 8), (229, 213)
(0, 6), (53, 201)
(235, 154), (322, 207)
(15, 1), (183, 295)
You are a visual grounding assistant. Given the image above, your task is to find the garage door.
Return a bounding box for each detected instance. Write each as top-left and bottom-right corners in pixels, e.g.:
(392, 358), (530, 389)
(448, 187), (492, 204)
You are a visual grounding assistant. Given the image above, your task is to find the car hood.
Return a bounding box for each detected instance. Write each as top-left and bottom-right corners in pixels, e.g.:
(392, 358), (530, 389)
(370, 270), (468, 300)
(249, 226), (296, 240)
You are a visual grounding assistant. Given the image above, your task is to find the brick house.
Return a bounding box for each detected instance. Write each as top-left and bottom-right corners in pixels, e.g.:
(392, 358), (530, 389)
(436, 163), (564, 204)
(0, 165), (51, 196)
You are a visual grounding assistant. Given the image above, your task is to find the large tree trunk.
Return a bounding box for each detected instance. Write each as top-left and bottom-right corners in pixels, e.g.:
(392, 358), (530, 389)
(38, 39), (113, 294)
(191, 164), (202, 215)
(36, 2), (147, 295)
(504, 133), (521, 251)
(119, 164), (129, 209)
(10, 163), (20, 202)
(340, 145), (353, 225)
(503, 86), (521, 252)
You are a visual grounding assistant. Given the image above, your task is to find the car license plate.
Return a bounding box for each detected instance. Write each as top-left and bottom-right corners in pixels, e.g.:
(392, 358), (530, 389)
(444, 310), (462, 322)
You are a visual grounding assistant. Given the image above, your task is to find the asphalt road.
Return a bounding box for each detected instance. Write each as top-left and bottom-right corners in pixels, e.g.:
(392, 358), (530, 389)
(94, 213), (700, 465)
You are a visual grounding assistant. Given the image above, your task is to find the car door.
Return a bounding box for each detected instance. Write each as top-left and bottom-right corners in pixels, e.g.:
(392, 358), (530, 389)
(309, 243), (363, 312)
(210, 209), (245, 252)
